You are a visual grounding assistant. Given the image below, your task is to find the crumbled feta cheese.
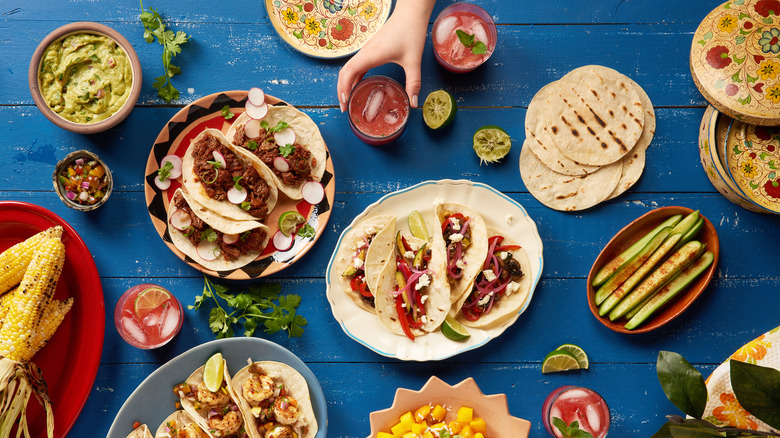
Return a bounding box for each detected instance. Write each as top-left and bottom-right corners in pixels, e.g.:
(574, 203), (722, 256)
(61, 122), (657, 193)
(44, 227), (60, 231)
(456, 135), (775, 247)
(421, 315), (428, 324)
(405, 251), (415, 259)
(482, 269), (497, 282)
(421, 294), (429, 304)
(478, 292), (493, 306)
(365, 226), (376, 235)
(352, 257), (364, 269)
(415, 274), (431, 290)
(506, 281), (521, 296)
(456, 259), (466, 270)
(449, 233), (464, 243)
(451, 218), (461, 231)
(356, 240), (367, 249)
(505, 214), (513, 225)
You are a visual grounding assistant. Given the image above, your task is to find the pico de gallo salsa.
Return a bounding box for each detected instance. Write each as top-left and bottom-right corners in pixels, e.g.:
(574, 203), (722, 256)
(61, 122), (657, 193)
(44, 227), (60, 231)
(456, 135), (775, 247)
(392, 232), (434, 341)
(57, 156), (110, 206)
(461, 235), (525, 322)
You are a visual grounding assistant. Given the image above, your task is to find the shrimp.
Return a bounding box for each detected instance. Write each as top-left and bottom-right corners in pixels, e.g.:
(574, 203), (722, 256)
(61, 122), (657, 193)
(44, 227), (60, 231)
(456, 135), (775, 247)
(176, 424), (204, 438)
(273, 396), (300, 425)
(264, 425), (294, 438)
(242, 374), (276, 406)
(207, 410), (243, 437)
(196, 382), (230, 409)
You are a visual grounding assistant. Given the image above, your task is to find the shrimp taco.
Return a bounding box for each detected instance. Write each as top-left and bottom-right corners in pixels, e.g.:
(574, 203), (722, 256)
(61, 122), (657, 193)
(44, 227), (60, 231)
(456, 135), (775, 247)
(226, 106), (327, 200)
(374, 232), (451, 340)
(167, 188), (270, 271)
(432, 203), (489, 304)
(155, 410), (209, 438)
(127, 423), (153, 438)
(333, 215), (397, 313)
(453, 227), (532, 329)
(182, 129), (278, 222)
(230, 360), (318, 438)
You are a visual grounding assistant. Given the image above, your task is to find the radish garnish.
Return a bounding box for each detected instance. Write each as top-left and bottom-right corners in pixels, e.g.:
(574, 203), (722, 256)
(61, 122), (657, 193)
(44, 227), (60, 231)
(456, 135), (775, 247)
(170, 209), (192, 231)
(154, 176), (172, 190)
(272, 230), (294, 251)
(227, 186), (247, 204)
(273, 127), (296, 146)
(248, 87), (265, 106)
(273, 156), (290, 172)
(212, 151), (227, 169)
(245, 101), (268, 120)
(301, 181), (325, 204)
(160, 155), (183, 179)
(245, 119), (262, 138)
(223, 233), (239, 244)
(196, 241), (221, 261)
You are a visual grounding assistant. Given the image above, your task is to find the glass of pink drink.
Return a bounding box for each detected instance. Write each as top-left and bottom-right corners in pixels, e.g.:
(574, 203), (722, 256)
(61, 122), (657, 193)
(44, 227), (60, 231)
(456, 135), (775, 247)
(347, 75), (410, 145)
(114, 283), (183, 349)
(542, 386), (611, 438)
(432, 3), (497, 73)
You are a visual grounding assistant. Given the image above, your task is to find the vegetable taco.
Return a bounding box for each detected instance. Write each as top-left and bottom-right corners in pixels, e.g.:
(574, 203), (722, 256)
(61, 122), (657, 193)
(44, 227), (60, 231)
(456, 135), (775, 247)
(453, 227), (532, 329)
(182, 129), (278, 222)
(230, 360), (318, 438)
(334, 215), (397, 313)
(155, 410), (209, 438)
(226, 106), (327, 200)
(167, 188), (270, 271)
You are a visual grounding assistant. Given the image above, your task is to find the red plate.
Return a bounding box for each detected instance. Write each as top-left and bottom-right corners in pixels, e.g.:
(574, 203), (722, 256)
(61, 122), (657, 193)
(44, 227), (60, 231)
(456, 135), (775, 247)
(0, 201), (104, 438)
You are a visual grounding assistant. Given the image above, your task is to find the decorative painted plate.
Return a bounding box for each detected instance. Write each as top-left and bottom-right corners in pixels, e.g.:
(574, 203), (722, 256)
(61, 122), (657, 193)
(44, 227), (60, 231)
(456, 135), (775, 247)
(106, 337), (328, 438)
(264, 0), (391, 58)
(725, 119), (780, 213)
(325, 180), (544, 361)
(144, 91), (335, 279)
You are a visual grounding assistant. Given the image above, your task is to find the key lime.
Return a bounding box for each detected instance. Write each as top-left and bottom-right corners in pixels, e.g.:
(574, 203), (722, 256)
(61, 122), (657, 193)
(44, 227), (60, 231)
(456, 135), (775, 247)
(408, 210), (429, 242)
(473, 125), (511, 164)
(556, 343), (590, 370)
(441, 316), (470, 341)
(541, 349), (581, 373)
(203, 353), (225, 392)
(134, 286), (172, 318)
(423, 90), (456, 129)
(278, 211), (306, 237)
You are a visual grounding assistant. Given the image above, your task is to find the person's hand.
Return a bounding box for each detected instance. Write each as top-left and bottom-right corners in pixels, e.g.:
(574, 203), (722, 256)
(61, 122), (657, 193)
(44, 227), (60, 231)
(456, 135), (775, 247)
(337, 0), (436, 112)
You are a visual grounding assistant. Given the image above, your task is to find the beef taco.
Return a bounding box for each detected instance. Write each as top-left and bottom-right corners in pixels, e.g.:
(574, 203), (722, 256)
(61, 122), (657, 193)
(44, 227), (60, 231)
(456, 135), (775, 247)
(167, 188), (270, 271)
(374, 232), (451, 340)
(182, 129), (278, 222)
(432, 203), (489, 305)
(230, 360), (318, 438)
(453, 227), (532, 329)
(155, 411), (209, 438)
(333, 215), (396, 312)
(226, 106), (327, 200)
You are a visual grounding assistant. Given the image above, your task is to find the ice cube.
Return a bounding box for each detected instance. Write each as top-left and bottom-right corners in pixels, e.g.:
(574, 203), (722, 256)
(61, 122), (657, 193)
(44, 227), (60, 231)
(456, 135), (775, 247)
(435, 16), (459, 46)
(449, 39), (468, 60)
(143, 307), (161, 327)
(363, 87), (386, 123)
(586, 404), (601, 432)
(122, 317), (148, 344)
(384, 109), (399, 125)
(159, 305), (179, 339)
(471, 22), (489, 47)
(563, 388), (590, 401)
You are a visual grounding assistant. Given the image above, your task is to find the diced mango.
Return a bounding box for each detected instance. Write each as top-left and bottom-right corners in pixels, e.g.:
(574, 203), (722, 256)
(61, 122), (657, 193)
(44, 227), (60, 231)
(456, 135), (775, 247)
(474, 433), (485, 438)
(377, 433), (395, 438)
(421, 432), (434, 438)
(431, 404), (447, 422)
(411, 422), (427, 434)
(415, 404), (431, 422)
(401, 433), (416, 438)
(431, 422), (445, 429)
(456, 407), (474, 424)
(399, 411), (415, 429)
(448, 421), (463, 434)
(461, 425), (474, 438)
(390, 421), (407, 436)
(470, 418), (487, 434)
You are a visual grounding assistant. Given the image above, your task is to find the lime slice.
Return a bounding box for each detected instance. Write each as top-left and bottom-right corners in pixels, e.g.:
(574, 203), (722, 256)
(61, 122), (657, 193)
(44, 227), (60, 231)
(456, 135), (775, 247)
(473, 125), (511, 164)
(441, 316), (470, 341)
(134, 286), (172, 318)
(203, 353), (225, 392)
(556, 343), (590, 370)
(278, 211), (306, 237)
(408, 210), (429, 242)
(423, 90), (457, 129)
(541, 349), (581, 373)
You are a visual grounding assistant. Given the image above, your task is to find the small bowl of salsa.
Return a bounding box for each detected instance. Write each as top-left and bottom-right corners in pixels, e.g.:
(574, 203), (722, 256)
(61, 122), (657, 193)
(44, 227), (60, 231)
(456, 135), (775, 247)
(53, 149), (113, 211)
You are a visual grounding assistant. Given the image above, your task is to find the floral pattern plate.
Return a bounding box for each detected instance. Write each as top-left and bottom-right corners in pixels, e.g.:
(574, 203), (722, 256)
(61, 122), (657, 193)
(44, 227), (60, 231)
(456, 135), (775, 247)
(264, 0), (391, 59)
(725, 119), (780, 213)
(691, 0), (780, 125)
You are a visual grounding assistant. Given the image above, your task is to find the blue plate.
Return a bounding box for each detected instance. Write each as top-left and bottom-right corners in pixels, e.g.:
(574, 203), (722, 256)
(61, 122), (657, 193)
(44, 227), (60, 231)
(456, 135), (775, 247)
(106, 337), (327, 437)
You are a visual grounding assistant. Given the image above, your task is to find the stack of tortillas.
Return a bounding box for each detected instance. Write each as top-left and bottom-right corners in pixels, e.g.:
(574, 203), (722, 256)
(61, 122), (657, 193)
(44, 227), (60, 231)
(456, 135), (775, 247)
(519, 65), (656, 211)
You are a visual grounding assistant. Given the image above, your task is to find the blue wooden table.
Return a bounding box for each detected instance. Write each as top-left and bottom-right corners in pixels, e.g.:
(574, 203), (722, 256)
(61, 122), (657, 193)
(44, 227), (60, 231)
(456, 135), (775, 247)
(2, 0), (779, 436)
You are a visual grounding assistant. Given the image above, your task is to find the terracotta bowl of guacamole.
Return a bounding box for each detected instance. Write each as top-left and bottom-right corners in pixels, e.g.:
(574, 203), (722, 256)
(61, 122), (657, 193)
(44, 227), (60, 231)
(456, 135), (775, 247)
(29, 22), (142, 134)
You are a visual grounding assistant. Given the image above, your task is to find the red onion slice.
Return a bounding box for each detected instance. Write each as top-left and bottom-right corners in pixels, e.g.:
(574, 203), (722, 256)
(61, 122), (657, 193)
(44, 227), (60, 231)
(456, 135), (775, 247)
(223, 233), (239, 244)
(272, 230), (294, 251)
(170, 209), (192, 231)
(227, 186), (247, 204)
(245, 101), (268, 120)
(212, 151), (227, 169)
(160, 155), (183, 179)
(273, 156), (290, 172)
(301, 181), (324, 204)
(196, 241), (221, 261)
(273, 127), (296, 146)
(248, 87), (265, 106)
(244, 119), (262, 138)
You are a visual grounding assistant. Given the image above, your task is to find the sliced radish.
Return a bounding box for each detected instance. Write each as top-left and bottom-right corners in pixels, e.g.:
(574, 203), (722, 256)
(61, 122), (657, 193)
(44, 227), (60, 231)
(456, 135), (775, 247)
(274, 156), (290, 172)
(301, 181), (325, 204)
(273, 127), (296, 146)
(227, 186), (247, 204)
(170, 209), (192, 231)
(272, 230), (294, 251)
(248, 87), (265, 106)
(245, 119), (262, 138)
(223, 233), (239, 244)
(160, 155), (183, 179)
(212, 150), (227, 169)
(154, 176), (172, 190)
(196, 240), (221, 261)
(245, 101), (268, 120)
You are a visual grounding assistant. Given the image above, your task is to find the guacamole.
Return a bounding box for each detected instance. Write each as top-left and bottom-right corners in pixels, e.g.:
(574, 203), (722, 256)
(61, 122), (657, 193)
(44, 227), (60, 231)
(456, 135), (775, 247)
(39, 33), (132, 124)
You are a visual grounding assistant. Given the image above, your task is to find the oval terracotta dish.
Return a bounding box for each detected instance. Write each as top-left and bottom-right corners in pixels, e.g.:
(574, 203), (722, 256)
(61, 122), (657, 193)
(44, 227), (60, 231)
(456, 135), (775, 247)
(367, 376), (530, 438)
(587, 206), (719, 334)
(28, 22), (142, 134)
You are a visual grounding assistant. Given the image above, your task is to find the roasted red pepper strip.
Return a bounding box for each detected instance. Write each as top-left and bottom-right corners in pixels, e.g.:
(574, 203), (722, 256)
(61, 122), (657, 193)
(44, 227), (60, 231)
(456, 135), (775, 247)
(395, 295), (415, 340)
(441, 213), (467, 232)
(401, 235), (412, 252)
(495, 244), (522, 252)
(350, 274), (372, 298)
(462, 304), (482, 321)
(488, 235), (504, 246)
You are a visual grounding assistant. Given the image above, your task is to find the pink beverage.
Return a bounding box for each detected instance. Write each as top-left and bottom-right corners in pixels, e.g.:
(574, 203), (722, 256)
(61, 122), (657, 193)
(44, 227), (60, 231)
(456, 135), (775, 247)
(114, 283), (183, 349)
(347, 75), (410, 145)
(432, 3), (497, 73)
(542, 386), (611, 438)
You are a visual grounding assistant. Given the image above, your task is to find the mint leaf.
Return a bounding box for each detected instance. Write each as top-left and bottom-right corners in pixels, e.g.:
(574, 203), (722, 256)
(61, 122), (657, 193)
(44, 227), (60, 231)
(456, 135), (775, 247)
(455, 29), (488, 55)
(472, 41), (487, 55)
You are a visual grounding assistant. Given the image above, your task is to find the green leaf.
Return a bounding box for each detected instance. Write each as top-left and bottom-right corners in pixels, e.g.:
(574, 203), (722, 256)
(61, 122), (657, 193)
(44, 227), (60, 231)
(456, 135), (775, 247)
(747, 74), (758, 83)
(222, 105), (235, 120)
(733, 54), (746, 64)
(738, 94), (752, 105)
(201, 228), (217, 242)
(739, 12), (750, 19)
(297, 223), (316, 238)
(703, 31), (713, 40)
(657, 351), (708, 419)
(279, 144), (295, 157)
(731, 360), (780, 429)
(736, 36), (746, 45)
(472, 41), (488, 55)
(732, 71), (744, 83)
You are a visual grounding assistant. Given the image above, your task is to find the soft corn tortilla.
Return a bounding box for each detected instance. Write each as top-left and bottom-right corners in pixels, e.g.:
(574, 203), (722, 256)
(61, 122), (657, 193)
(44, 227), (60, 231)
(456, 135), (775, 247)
(167, 188), (270, 271)
(181, 128), (278, 222)
(180, 360), (246, 438)
(154, 411), (204, 438)
(230, 360), (318, 438)
(226, 106), (327, 200)
(126, 423), (152, 438)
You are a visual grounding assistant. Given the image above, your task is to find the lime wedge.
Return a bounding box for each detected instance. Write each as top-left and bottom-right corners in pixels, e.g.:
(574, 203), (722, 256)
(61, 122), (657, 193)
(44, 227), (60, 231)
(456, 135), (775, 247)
(203, 353), (225, 392)
(423, 89), (457, 129)
(473, 125), (511, 164)
(541, 349), (581, 373)
(134, 286), (172, 318)
(278, 211), (306, 237)
(408, 210), (429, 242)
(441, 316), (470, 341)
(556, 343), (590, 370)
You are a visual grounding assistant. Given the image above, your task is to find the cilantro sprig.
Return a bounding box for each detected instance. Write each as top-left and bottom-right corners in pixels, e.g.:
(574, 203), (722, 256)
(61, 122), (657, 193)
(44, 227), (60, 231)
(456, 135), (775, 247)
(221, 105), (235, 120)
(157, 160), (174, 181)
(455, 29), (487, 55)
(261, 120), (290, 133)
(139, 1), (190, 103)
(552, 418), (594, 438)
(190, 277), (308, 338)
(278, 144), (295, 157)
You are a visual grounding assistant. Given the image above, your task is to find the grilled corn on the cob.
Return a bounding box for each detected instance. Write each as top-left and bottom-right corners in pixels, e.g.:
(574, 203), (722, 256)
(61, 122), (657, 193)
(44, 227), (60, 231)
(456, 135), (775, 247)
(0, 226), (62, 295)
